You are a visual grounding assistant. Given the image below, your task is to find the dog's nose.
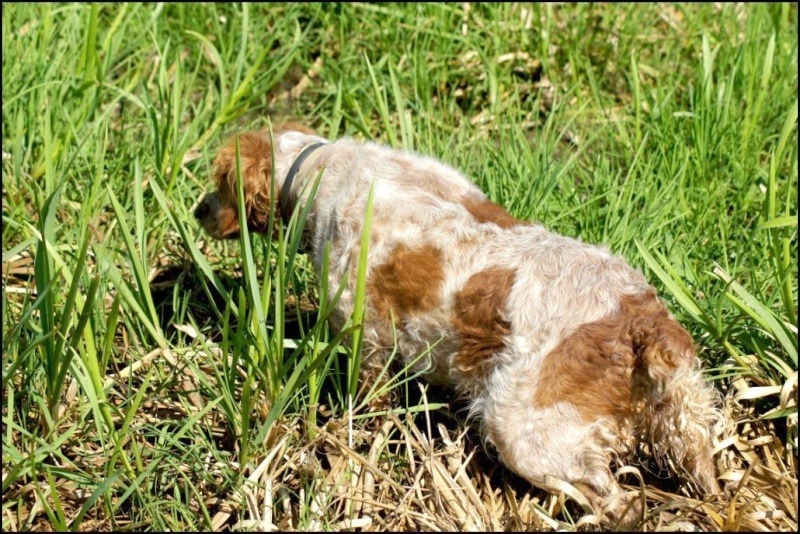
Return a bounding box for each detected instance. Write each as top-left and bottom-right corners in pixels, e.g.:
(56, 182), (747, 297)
(194, 197), (209, 220)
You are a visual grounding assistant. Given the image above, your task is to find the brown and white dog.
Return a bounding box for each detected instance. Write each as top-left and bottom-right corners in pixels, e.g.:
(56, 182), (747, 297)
(194, 125), (722, 525)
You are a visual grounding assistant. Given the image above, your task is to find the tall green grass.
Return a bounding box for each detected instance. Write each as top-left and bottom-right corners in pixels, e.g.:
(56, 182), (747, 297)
(2, 3), (796, 530)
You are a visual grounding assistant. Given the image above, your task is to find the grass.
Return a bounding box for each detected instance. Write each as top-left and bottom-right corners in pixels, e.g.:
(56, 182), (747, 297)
(2, 2), (797, 531)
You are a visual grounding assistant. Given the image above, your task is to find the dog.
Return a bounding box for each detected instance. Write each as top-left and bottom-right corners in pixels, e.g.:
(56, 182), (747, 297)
(194, 124), (722, 526)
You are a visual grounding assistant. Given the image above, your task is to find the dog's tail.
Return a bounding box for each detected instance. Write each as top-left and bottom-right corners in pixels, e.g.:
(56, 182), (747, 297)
(627, 297), (723, 494)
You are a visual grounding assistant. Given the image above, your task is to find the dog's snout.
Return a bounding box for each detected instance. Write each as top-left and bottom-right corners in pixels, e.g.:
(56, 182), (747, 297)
(194, 197), (210, 220)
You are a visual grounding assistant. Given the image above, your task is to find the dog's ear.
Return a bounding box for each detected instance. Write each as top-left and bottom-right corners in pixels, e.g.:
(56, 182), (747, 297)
(212, 131), (275, 232)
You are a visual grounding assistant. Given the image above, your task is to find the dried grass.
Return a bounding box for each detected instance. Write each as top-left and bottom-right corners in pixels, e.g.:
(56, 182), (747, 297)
(206, 373), (797, 532)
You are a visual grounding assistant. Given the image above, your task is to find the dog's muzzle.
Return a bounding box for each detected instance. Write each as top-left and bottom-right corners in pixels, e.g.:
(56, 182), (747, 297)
(193, 195), (211, 220)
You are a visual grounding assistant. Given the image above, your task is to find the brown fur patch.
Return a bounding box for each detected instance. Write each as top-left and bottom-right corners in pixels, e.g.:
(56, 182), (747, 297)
(463, 197), (526, 228)
(368, 244), (445, 327)
(451, 267), (516, 378)
(213, 203), (241, 238)
(213, 131), (278, 234)
(533, 290), (696, 421)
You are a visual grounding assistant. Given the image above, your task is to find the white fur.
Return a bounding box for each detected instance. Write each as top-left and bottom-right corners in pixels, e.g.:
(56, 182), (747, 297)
(204, 129), (723, 525)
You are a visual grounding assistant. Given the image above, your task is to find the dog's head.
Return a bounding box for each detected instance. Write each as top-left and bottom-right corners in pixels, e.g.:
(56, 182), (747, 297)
(194, 124), (318, 239)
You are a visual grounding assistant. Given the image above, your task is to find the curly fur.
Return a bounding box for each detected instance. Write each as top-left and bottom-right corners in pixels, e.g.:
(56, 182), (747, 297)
(194, 125), (724, 526)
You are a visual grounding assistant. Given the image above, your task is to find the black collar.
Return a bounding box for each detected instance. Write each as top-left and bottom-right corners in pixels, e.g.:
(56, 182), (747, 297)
(280, 142), (324, 224)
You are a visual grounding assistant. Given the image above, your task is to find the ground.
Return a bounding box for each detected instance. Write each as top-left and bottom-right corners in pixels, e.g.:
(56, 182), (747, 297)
(2, 3), (797, 531)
